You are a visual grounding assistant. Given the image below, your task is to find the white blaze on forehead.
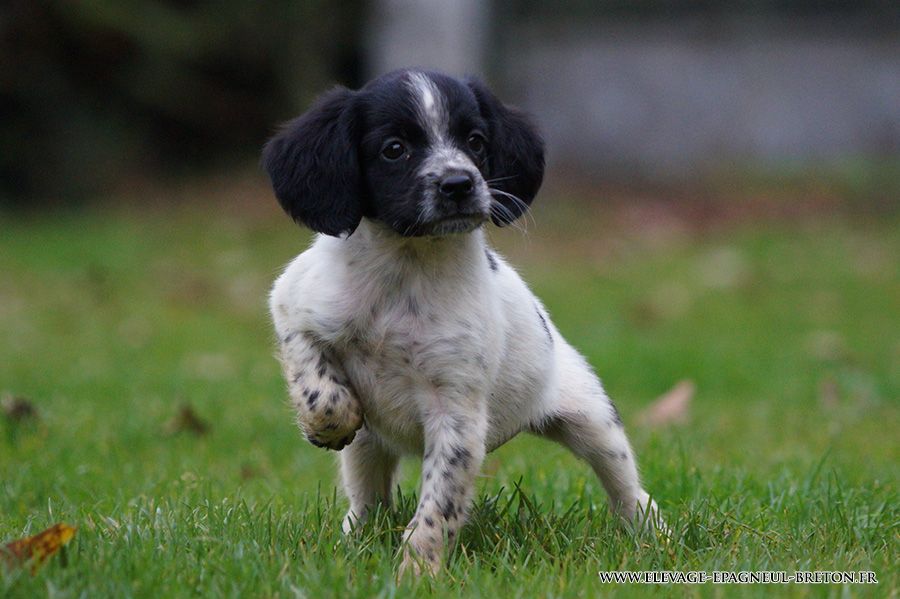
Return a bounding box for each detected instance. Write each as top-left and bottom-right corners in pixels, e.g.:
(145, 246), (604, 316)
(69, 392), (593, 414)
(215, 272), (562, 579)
(407, 72), (448, 141)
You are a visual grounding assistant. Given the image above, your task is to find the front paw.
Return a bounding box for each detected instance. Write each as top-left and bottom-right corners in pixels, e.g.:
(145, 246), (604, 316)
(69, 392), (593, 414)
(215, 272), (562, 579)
(297, 383), (363, 451)
(397, 525), (442, 578)
(398, 544), (440, 579)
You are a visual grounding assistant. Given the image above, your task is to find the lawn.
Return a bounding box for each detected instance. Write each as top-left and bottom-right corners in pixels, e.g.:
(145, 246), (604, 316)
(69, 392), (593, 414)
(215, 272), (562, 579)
(1, 181), (897, 597)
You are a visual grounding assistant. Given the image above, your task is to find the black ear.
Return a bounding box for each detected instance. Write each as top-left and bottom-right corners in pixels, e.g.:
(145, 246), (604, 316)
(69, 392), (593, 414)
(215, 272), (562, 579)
(466, 77), (545, 226)
(262, 87), (363, 236)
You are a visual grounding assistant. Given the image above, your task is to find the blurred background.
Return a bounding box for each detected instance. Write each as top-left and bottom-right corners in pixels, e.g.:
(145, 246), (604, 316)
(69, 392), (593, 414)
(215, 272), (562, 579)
(2, 0), (899, 204)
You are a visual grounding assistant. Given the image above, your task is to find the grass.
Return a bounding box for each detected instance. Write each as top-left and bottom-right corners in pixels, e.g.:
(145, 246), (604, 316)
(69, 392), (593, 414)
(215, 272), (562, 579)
(0, 184), (897, 597)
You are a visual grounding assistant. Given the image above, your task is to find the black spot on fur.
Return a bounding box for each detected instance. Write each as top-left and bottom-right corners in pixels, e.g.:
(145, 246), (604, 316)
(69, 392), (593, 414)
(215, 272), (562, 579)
(283, 331), (299, 344)
(308, 390), (320, 402)
(534, 303), (552, 343)
(424, 516), (435, 527)
(330, 392), (340, 404)
(441, 501), (456, 520)
(425, 471), (432, 481)
(317, 364), (327, 377)
(325, 407), (333, 416)
(609, 401), (623, 426)
(448, 446), (472, 468)
(485, 248), (498, 272)
(600, 449), (627, 461)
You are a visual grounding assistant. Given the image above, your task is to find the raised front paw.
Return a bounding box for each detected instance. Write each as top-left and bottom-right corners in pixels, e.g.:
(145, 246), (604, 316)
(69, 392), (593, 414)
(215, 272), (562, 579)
(296, 381), (363, 451)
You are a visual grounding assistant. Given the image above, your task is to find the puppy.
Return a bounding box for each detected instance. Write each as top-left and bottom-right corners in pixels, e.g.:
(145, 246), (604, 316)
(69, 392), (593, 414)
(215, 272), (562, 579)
(263, 69), (662, 575)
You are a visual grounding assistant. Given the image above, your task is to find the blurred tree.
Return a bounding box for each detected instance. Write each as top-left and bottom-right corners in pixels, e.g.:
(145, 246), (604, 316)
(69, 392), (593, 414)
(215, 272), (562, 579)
(0, 0), (365, 205)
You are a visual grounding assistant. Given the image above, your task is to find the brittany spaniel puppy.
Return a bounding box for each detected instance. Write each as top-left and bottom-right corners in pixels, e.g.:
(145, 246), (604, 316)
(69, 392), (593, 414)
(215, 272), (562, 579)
(263, 69), (662, 575)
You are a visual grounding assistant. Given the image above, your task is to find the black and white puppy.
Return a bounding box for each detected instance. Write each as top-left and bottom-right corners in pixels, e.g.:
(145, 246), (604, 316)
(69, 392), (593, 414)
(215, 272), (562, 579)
(263, 69), (662, 575)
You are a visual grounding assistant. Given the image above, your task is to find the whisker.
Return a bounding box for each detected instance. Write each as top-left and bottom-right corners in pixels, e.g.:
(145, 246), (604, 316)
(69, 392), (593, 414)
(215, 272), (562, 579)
(489, 196), (523, 230)
(484, 175), (520, 184)
(488, 187), (537, 230)
(403, 209), (428, 237)
(490, 200), (529, 236)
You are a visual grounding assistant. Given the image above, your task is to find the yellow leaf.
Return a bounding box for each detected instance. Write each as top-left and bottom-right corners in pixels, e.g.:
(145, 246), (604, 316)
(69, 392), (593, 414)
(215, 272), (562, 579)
(637, 380), (695, 428)
(1, 523), (76, 573)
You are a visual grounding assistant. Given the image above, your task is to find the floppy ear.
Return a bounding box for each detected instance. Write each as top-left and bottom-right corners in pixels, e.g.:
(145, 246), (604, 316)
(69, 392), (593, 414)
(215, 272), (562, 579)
(262, 87), (363, 236)
(466, 77), (545, 226)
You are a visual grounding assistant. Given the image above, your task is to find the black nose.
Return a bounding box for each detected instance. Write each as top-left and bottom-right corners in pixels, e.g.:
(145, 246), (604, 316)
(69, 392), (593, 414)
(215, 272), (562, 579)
(439, 174), (474, 200)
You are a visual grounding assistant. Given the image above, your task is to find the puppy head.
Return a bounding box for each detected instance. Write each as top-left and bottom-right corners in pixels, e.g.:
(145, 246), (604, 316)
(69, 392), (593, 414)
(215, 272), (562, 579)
(262, 69), (544, 237)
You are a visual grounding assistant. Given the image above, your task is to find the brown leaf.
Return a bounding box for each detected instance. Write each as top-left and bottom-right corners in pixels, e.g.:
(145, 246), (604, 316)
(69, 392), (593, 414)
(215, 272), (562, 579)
(164, 404), (210, 436)
(1, 394), (37, 422)
(1, 523), (76, 573)
(240, 463), (260, 480)
(818, 377), (840, 409)
(638, 380), (695, 428)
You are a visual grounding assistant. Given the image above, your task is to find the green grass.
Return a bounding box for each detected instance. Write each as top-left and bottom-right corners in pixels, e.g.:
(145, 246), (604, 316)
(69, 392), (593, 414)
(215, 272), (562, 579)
(1, 191), (897, 597)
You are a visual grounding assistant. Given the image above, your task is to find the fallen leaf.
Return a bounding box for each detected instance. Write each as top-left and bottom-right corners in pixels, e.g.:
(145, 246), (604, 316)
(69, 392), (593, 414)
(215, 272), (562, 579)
(638, 380), (695, 428)
(164, 404), (210, 436)
(818, 377), (840, 409)
(1, 523), (76, 573)
(240, 463), (260, 480)
(1, 394), (37, 422)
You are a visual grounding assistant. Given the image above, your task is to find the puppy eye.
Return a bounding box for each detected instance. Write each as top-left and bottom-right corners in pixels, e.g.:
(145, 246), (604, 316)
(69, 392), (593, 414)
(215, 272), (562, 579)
(467, 132), (487, 156)
(381, 138), (407, 161)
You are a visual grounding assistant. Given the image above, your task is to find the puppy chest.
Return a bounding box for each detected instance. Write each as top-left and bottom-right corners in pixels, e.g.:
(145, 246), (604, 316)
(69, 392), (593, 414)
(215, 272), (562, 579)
(338, 314), (494, 447)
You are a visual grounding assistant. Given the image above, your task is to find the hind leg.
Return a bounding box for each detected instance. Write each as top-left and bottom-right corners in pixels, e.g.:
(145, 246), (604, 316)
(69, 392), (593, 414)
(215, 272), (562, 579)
(537, 348), (662, 528)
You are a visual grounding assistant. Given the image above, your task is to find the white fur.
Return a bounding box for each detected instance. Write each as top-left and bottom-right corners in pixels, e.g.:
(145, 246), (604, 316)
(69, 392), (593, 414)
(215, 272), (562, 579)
(407, 72), (446, 142)
(270, 220), (663, 575)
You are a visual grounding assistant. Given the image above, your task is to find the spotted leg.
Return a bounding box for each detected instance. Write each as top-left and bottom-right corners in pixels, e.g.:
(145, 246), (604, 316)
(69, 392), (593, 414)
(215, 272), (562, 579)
(399, 408), (487, 577)
(538, 347), (663, 530)
(340, 427), (399, 533)
(279, 330), (363, 450)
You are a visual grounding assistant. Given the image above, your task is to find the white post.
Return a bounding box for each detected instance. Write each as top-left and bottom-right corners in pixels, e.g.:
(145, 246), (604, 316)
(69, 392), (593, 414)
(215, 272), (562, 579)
(367, 0), (487, 78)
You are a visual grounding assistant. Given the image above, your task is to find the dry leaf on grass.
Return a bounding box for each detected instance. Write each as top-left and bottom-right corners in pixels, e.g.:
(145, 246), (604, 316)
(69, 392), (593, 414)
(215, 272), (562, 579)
(1, 523), (76, 573)
(818, 377), (840, 410)
(164, 403), (210, 436)
(637, 380), (695, 428)
(1, 394), (37, 422)
(240, 463), (260, 480)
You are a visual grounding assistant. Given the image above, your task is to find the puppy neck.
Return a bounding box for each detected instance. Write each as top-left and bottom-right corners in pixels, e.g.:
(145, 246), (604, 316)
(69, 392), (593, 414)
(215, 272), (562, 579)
(337, 218), (486, 272)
